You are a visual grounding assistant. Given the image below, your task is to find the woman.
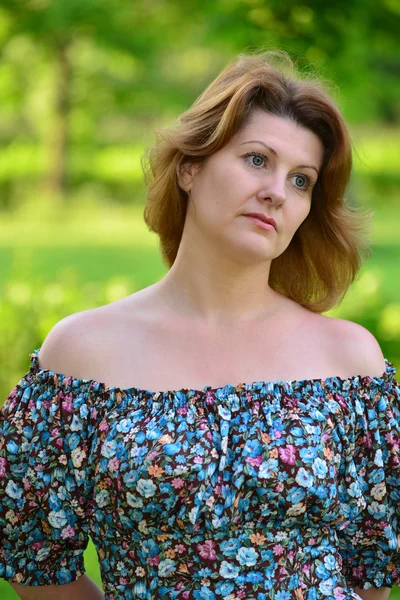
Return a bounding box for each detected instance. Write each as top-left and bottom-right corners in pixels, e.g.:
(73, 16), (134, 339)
(1, 51), (399, 600)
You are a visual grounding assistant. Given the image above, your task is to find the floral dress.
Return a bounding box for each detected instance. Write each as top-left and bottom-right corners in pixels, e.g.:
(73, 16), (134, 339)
(1, 348), (400, 600)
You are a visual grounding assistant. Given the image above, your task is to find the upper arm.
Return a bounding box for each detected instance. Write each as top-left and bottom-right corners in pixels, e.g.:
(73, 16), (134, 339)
(1, 328), (96, 588)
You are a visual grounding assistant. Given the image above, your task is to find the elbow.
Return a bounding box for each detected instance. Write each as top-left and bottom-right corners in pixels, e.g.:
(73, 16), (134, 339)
(9, 575), (104, 600)
(353, 585), (392, 600)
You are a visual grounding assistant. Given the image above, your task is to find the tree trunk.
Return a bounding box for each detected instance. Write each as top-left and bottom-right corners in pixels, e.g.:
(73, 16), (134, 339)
(44, 39), (71, 201)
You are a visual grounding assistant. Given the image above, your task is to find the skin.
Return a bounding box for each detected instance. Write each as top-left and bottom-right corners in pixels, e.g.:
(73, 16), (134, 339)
(10, 574), (104, 599)
(157, 110), (324, 329)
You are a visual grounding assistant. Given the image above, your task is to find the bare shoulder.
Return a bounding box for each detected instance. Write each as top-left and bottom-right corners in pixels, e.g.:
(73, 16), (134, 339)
(37, 306), (123, 380)
(38, 306), (108, 378)
(37, 287), (153, 379)
(323, 316), (387, 378)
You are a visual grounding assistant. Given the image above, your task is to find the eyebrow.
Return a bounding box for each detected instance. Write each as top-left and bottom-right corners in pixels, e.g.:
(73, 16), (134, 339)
(240, 140), (320, 175)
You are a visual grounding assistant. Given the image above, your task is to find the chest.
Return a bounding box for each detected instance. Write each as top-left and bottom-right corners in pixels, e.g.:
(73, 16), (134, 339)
(95, 311), (343, 392)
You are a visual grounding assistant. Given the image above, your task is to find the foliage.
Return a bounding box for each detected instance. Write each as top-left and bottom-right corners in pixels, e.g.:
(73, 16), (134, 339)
(0, 1), (398, 206)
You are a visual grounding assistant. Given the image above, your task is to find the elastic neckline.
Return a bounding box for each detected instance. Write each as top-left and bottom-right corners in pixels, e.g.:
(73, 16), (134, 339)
(28, 347), (397, 398)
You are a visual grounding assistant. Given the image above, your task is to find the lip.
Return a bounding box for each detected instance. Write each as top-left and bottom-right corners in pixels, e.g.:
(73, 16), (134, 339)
(243, 213), (277, 231)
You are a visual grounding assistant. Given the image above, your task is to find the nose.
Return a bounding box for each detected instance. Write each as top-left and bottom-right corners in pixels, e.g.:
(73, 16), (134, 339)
(257, 174), (286, 205)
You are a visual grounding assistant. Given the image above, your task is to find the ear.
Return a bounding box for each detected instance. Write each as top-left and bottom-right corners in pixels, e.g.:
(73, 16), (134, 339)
(177, 161), (199, 194)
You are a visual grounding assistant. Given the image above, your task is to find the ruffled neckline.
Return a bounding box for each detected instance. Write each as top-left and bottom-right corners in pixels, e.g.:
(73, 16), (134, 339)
(28, 347), (397, 399)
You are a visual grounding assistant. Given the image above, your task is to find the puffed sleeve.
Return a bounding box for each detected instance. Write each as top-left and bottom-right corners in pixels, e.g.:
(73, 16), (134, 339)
(337, 360), (400, 590)
(0, 349), (97, 586)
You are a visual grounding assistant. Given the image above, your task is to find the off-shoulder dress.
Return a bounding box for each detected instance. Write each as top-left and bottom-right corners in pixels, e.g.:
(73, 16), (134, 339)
(1, 348), (400, 600)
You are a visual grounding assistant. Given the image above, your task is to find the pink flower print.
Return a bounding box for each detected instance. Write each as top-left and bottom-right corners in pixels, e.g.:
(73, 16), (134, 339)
(178, 406), (188, 415)
(308, 538), (316, 545)
(279, 444), (297, 465)
(193, 456), (203, 464)
(333, 588), (347, 600)
(61, 525), (76, 539)
(303, 564), (310, 576)
(31, 541), (44, 551)
(273, 543), (284, 556)
(205, 391), (215, 404)
(147, 451), (159, 461)
(197, 540), (216, 560)
(246, 455), (263, 467)
(175, 544), (186, 554)
(147, 555), (160, 566)
(172, 478), (185, 489)
(50, 428), (59, 437)
(0, 457), (7, 478)
(274, 430), (283, 439)
(61, 395), (74, 413)
(56, 438), (63, 448)
(99, 420), (109, 432)
(108, 458), (120, 472)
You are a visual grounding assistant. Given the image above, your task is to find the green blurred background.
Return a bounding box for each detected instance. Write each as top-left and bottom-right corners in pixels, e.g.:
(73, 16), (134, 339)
(0, 0), (399, 597)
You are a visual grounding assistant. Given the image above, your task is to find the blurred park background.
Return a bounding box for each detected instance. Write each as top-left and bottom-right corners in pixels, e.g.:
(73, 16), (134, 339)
(0, 0), (399, 597)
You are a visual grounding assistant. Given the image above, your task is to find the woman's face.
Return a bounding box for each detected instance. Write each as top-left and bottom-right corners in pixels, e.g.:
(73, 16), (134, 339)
(181, 110), (325, 265)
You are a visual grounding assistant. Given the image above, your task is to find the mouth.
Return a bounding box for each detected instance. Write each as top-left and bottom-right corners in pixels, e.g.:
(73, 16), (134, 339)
(243, 214), (277, 232)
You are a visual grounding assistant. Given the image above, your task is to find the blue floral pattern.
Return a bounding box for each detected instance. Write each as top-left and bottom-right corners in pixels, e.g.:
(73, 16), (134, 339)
(1, 348), (400, 600)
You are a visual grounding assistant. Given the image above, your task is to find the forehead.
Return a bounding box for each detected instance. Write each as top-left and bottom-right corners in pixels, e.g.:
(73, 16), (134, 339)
(231, 111), (324, 167)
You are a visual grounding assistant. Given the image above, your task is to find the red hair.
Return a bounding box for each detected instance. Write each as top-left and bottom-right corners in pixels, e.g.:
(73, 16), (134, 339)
(142, 50), (372, 313)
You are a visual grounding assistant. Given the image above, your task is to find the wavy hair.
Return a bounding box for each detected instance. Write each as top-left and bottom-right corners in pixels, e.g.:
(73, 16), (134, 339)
(142, 50), (373, 313)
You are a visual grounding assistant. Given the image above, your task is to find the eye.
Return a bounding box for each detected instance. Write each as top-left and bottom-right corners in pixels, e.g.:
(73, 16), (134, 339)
(243, 151), (267, 168)
(292, 174), (312, 191)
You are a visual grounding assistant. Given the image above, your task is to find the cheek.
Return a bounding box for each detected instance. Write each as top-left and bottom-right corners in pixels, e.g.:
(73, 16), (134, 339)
(200, 165), (244, 208)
